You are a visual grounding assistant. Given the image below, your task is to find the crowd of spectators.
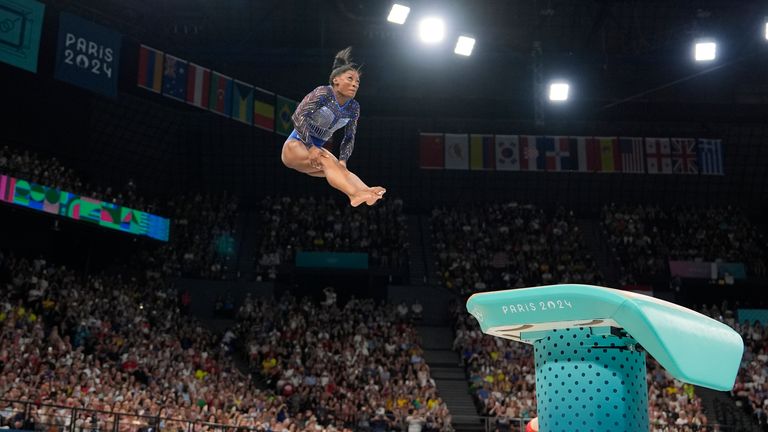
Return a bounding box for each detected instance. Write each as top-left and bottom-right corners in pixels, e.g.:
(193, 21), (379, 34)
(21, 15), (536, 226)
(700, 304), (768, 429)
(452, 304), (537, 430)
(431, 202), (601, 295)
(0, 144), (240, 281)
(158, 192), (239, 280)
(0, 251), (287, 432)
(253, 196), (409, 280)
(234, 292), (452, 431)
(602, 204), (767, 286)
(647, 356), (709, 430)
(0, 145), (155, 213)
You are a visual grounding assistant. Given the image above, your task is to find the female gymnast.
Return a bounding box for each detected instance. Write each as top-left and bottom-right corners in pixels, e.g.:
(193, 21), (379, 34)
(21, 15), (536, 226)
(280, 47), (386, 207)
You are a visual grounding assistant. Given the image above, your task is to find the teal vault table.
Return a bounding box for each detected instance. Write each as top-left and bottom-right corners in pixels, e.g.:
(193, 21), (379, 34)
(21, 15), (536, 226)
(465, 284), (743, 432)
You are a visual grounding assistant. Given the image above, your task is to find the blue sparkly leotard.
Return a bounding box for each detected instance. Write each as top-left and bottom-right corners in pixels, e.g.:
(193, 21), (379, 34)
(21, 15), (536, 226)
(289, 85), (360, 161)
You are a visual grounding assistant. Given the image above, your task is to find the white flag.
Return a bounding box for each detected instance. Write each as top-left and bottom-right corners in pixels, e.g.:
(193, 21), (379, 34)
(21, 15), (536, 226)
(495, 135), (520, 171)
(444, 133), (469, 170)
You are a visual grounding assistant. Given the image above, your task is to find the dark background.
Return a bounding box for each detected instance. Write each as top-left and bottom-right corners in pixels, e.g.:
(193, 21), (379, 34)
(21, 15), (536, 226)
(3, 0), (768, 216)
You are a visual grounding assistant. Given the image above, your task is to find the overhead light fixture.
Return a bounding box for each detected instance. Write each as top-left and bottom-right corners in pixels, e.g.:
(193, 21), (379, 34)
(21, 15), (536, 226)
(694, 40), (717, 61)
(548, 81), (570, 102)
(764, 20), (768, 40)
(454, 36), (475, 56)
(418, 17), (445, 44)
(387, 4), (410, 24)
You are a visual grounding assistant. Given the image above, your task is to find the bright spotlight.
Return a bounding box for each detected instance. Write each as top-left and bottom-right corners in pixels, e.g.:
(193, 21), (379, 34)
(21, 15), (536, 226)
(387, 4), (410, 24)
(694, 40), (717, 61)
(548, 82), (570, 102)
(454, 36), (475, 56)
(764, 21), (768, 40)
(419, 17), (445, 44)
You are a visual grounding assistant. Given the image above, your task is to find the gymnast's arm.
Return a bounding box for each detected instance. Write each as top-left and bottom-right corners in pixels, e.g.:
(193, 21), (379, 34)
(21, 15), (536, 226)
(338, 101), (360, 163)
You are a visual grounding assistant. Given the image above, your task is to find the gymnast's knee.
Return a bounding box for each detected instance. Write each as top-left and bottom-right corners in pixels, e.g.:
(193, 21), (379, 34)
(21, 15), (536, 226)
(281, 140), (302, 168)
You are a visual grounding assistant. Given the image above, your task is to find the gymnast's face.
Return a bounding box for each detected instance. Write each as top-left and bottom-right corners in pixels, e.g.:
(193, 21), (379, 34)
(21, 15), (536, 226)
(333, 70), (360, 99)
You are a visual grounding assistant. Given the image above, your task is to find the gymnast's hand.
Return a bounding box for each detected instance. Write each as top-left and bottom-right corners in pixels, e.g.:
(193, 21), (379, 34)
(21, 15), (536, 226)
(308, 146), (328, 170)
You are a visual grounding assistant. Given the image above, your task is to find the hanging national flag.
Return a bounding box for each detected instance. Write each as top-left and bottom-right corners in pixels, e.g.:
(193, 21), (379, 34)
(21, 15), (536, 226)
(545, 136), (572, 171)
(275, 95), (298, 136)
(230, 80), (254, 124)
(253, 87), (275, 132)
(519, 135), (540, 171)
(646, 138), (673, 174)
(186, 63), (210, 109)
(671, 137), (698, 175)
(619, 137), (645, 173)
(535, 136), (551, 171)
(568, 137), (589, 172)
(420, 133), (444, 169)
(470, 134), (495, 170)
(582, 137), (601, 172)
(161, 54), (187, 102)
(208, 71), (233, 117)
(445, 134), (469, 170)
(495, 135), (520, 171)
(697, 138), (724, 175)
(137, 45), (163, 93)
(596, 136), (620, 172)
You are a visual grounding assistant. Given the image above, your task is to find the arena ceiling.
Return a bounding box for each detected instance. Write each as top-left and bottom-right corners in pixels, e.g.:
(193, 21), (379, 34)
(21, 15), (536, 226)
(50, 0), (768, 119)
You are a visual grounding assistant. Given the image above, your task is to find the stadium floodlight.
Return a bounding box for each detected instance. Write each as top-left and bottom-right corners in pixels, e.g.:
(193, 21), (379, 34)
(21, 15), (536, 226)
(387, 4), (410, 24)
(764, 20), (768, 40)
(418, 17), (445, 43)
(694, 40), (717, 61)
(454, 36), (476, 56)
(548, 81), (570, 102)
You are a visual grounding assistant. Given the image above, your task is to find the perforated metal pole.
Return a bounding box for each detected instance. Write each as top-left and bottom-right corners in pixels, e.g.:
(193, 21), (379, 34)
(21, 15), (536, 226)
(530, 327), (648, 432)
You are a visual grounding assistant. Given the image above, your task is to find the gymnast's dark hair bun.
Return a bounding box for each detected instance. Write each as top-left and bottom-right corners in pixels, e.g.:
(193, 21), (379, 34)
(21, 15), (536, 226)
(332, 47), (354, 69)
(329, 47), (361, 85)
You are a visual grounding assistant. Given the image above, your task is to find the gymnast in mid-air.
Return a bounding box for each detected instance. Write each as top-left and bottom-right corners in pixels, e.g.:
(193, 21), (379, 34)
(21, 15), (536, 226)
(281, 47), (386, 207)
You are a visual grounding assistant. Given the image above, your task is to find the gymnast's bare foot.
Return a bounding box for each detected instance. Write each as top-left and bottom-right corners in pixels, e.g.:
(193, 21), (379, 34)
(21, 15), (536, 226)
(350, 190), (376, 207)
(365, 187), (386, 205)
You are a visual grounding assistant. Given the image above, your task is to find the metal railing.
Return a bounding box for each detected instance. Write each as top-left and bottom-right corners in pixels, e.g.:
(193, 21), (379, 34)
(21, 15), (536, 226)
(0, 399), (750, 432)
(0, 399), (255, 432)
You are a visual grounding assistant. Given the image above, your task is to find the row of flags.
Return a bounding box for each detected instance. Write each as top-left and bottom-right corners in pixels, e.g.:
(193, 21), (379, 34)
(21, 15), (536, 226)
(137, 45), (298, 135)
(420, 134), (724, 175)
(0, 0), (300, 136)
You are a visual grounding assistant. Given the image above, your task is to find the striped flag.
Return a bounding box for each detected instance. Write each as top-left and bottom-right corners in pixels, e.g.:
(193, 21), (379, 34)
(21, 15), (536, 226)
(444, 133), (469, 170)
(253, 87), (275, 132)
(161, 54), (187, 102)
(470, 134), (495, 170)
(186, 63), (210, 109)
(137, 45), (163, 93)
(495, 135), (520, 171)
(646, 138), (673, 174)
(585, 137), (602, 172)
(420, 133), (444, 169)
(519, 135), (539, 171)
(671, 137), (698, 174)
(208, 72), (233, 117)
(596, 136), (620, 172)
(619, 137), (645, 173)
(568, 137), (589, 172)
(231, 80), (254, 124)
(697, 138), (724, 175)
